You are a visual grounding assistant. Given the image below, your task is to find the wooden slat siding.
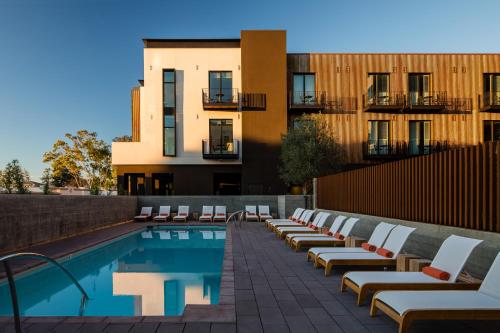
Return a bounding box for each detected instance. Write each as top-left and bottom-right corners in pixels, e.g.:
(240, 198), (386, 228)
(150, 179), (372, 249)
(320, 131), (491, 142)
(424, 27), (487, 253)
(131, 87), (141, 142)
(288, 53), (500, 164)
(317, 142), (499, 232)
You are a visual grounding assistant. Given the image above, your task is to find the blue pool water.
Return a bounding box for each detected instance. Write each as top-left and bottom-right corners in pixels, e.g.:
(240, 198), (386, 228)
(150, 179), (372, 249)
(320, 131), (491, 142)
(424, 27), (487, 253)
(0, 226), (226, 316)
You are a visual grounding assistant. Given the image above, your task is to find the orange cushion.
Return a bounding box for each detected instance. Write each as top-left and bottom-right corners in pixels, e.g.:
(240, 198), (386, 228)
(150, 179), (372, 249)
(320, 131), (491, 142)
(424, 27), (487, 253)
(309, 225), (318, 230)
(140, 213), (149, 216)
(160, 213), (169, 216)
(216, 213), (225, 216)
(179, 213), (187, 216)
(376, 248), (394, 258)
(334, 232), (345, 240)
(322, 229), (333, 236)
(422, 266), (451, 281)
(361, 242), (376, 252)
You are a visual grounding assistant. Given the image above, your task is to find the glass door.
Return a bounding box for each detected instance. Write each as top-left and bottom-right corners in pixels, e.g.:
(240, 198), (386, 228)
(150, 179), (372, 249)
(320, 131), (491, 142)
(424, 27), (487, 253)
(209, 71), (233, 103)
(368, 121), (390, 155)
(209, 119), (234, 154)
(408, 74), (430, 105)
(367, 74), (389, 105)
(293, 73), (316, 104)
(409, 121), (431, 155)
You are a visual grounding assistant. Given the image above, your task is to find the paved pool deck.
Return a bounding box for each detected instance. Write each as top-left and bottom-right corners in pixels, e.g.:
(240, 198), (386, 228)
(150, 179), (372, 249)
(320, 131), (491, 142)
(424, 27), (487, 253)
(1, 222), (500, 333)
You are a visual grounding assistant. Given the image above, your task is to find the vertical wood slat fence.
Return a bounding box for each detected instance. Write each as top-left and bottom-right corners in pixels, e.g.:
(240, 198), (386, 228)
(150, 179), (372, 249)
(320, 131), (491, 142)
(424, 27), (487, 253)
(317, 142), (500, 232)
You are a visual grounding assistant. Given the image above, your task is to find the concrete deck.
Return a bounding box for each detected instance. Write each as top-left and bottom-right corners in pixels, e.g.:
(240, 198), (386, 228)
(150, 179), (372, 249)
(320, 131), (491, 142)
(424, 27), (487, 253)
(1, 222), (500, 332)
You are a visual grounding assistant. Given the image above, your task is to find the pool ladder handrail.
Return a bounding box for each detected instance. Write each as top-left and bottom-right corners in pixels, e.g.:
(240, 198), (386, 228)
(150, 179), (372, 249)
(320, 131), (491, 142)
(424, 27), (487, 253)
(0, 252), (90, 333)
(226, 210), (248, 227)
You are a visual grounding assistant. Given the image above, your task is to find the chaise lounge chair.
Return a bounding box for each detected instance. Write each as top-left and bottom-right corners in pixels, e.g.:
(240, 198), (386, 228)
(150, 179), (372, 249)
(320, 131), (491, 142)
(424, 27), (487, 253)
(341, 235), (483, 305)
(258, 205), (273, 222)
(173, 206), (189, 222)
(153, 206), (171, 223)
(269, 210), (314, 231)
(288, 216), (360, 251)
(245, 205), (259, 222)
(315, 225), (416, 276)
(370, 252), (500, 333)
(307, 221), (396, 262)
(134, 207), (153, 222)
(199, 205), (214, 222)
(213, 206), (227, 222)
(275, 212), (330, 239)
(265, 208), (304, 229)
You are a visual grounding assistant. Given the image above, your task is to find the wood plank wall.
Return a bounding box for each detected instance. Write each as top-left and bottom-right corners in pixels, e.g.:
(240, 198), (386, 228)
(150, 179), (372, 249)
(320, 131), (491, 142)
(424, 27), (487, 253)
(317, 141), (500, 232)
(131, 86), (140, 142)
(288, 54), (500, 163)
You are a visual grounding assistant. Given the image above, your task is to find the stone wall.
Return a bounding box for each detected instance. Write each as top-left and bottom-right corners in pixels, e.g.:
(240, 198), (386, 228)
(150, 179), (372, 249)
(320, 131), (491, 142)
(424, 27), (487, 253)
(0, 195), (137, 253)
(317, 209), (500, 279)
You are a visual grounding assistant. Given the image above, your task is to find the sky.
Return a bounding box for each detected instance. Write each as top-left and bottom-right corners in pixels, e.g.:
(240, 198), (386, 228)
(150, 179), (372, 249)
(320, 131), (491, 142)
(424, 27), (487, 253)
(1, 0), (500, 180)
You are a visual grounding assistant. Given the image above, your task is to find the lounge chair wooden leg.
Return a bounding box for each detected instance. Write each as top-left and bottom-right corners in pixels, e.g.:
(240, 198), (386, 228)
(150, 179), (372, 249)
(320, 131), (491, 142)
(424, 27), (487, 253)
(313, 258), (321, 268)
(306, 252), (312, 262)
(340, 278), (347, 292)
(325, 263), (333, 276)
(398, 315), (413, 333)
(357, 287), (368, 306)
(369, 299), (378, 317)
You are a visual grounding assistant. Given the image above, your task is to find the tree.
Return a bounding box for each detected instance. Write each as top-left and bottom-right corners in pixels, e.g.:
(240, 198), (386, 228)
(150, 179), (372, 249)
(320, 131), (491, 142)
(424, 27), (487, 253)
(43, 130), (112, 195)
(279, 115), (345, 194)
(112, 135), (132, 142)
(0, 159), (30, 194)
(42, 168), (51, 194)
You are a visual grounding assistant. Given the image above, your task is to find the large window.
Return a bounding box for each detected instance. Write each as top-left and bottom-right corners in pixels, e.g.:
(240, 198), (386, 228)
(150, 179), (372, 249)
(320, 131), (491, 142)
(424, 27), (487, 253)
(292, 73), (316, 104)
(409, 121), (431, 155)
(209, 71), (233, 103)
(209, 119), (234, 155)
(484, 74), (500, 106)
(163, 70), (176, 156)
(484, 121), (500, 142)
(408, 74), (431, 105)
(368, 120), (390, 155)
(367, 73), (390, 104)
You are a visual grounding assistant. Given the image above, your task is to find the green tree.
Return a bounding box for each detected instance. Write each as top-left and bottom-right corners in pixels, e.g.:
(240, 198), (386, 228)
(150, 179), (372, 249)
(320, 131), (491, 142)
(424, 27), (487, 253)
(112, 135), (132, 142)
(42, 168), (51, 194)
(279, 115), (345, 194)
(0, 159), (30, 194)
(43, 130), (112, 195)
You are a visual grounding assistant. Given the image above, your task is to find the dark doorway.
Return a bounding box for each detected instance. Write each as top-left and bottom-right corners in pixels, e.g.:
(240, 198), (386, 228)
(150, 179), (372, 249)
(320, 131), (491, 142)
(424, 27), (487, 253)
(152, 173), (174, 195)
(214, 173), (241, 195)
(124, 173), (145, 195)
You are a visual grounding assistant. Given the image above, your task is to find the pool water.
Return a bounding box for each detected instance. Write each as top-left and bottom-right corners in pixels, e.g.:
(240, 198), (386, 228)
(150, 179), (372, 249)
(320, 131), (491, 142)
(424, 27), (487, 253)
(0, 226), (226, 316)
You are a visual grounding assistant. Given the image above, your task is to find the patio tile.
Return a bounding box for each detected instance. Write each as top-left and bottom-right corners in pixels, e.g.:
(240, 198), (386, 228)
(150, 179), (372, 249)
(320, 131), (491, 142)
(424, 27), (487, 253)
(236, 315), (262, 333)
(210, 323), (236, 333)
(156, 323), (185, 333)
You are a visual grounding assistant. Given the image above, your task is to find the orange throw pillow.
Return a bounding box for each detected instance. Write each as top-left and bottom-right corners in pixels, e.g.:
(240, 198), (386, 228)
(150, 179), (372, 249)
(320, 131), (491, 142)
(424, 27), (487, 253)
(309, 225), (318, 230)
(334, 232), (345, 240)
(322, 229), (333, 236)
(376, 248), (394, 258)
(361, 242), (376, 252)
(422, 266), (451, 281)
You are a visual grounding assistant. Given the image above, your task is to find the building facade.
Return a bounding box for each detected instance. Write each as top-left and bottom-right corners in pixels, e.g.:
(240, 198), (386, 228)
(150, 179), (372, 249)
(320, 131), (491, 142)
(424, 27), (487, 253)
(112, 30), (500, 195)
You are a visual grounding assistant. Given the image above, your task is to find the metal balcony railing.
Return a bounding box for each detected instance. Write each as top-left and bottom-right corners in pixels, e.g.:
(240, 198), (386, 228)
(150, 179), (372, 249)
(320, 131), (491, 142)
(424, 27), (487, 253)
(239, 92), (266, 111)
(202, 88), (239, 110)
(288, 91), (326, 110)
(480, 92), (500, 112)
(323, 97), (358, 114)
(202, 139), (239, 160)
(363, 140), (454, 159)
(363, 92), (406, 111)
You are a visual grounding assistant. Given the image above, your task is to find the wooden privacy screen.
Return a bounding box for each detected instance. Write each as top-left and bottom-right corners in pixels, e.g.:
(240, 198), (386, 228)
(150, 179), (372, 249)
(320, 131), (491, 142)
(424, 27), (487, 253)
(317, 142), (500, 232)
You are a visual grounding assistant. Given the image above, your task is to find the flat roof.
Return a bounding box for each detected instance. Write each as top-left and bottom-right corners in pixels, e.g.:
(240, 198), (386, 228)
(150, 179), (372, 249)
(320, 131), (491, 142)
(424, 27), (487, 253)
(143, 38), (240, 48)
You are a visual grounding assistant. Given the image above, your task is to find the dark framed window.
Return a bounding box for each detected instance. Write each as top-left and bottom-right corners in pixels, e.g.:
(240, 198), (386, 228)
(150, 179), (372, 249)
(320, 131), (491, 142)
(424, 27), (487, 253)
(209, 71), (233, 103)
(409, 120), (431, 155)
(367, 73), (390, 104)
(292, 73), (316, 104)
(408, 74), (431, 105)
(163, 69), (176, 156)
(484, 120), (500, 142)
(483, 74), (500, 106)
(209, 119), (234, 154)
(368, 120), (390, 155)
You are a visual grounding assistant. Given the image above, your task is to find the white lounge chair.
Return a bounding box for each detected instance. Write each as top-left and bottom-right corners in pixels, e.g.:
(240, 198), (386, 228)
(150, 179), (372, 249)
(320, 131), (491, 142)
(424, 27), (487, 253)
(342, 235), (483, 305)
(288, 216), (359, 250)
(269, 210), (314, 231)
(173, 206), (189, 222)
(315, 225), (416, 276)
(199, 206), (214, 222)
(134, 207), (153, 222)
(276, 212), (330, 239)
(370, 252), (500, 333)
(215, 230), (226, 239)
(201, 230), (214, 239)
(213, 206), (227, 222)
(266, 208), (307, 229)
(153, 206), (171, 222)
(307, 222), (396, 262)
(245, 205), (259, 222)
(258, 205), (272, 222)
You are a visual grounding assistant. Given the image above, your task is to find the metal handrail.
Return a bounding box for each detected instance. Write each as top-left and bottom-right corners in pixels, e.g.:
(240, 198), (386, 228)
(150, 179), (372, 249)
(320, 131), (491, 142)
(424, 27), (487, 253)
(0, 252), (90, 333)
(226, 210), (246, 227)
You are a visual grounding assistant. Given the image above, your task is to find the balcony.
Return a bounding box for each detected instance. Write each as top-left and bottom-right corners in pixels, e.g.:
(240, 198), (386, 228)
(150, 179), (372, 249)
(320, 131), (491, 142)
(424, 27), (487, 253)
(406, 91), (448, 112)
(363, 92), (405, 113)
(239, 92), (266, 111)
(202, 139), (239, 160)
(363, 140), (453, 160)
(480, 93), (500, 112)
(323, 97), (358, 114)
(202, 88), (239, 110)
(288, 91), (326, 112)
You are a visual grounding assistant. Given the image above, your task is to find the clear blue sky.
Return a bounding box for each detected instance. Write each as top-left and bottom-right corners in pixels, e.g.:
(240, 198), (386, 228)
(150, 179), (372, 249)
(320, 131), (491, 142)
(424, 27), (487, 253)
(1, 0), (500, 180)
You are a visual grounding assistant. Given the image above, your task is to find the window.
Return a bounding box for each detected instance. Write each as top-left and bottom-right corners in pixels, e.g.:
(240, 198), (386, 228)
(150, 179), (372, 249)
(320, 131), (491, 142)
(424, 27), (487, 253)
(483, 74), (500, 106)
(408, 74), (431, 105)
(368, 120), (390, 155)
(292, 73), (316, 104)
(367, 74), (390, 104)
(163, 70), (176, 156)
(484, 121), (500, 141)
(409, 121), (431, 155)
(209, 119), (235, 155)
(209, 71), (233, 103)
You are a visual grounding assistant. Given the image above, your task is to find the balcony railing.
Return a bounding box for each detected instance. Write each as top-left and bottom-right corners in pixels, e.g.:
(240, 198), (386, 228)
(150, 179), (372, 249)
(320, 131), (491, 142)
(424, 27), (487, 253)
(363, 92), (406, 112)
(406, 91), (448, 111)
(202, 139), (239, 160)
(480, 92), (500, 112)
(202, 88), (239, 110)
(239, 92), (266, 111)
(288, 91), (326, 111)
(323, 97), (358, 114)
(363, 140), (454, 159)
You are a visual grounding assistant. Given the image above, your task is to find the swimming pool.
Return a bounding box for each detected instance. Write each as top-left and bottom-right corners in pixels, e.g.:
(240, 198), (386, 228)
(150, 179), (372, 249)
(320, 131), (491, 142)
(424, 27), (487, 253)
(0, 226), (226, 317)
